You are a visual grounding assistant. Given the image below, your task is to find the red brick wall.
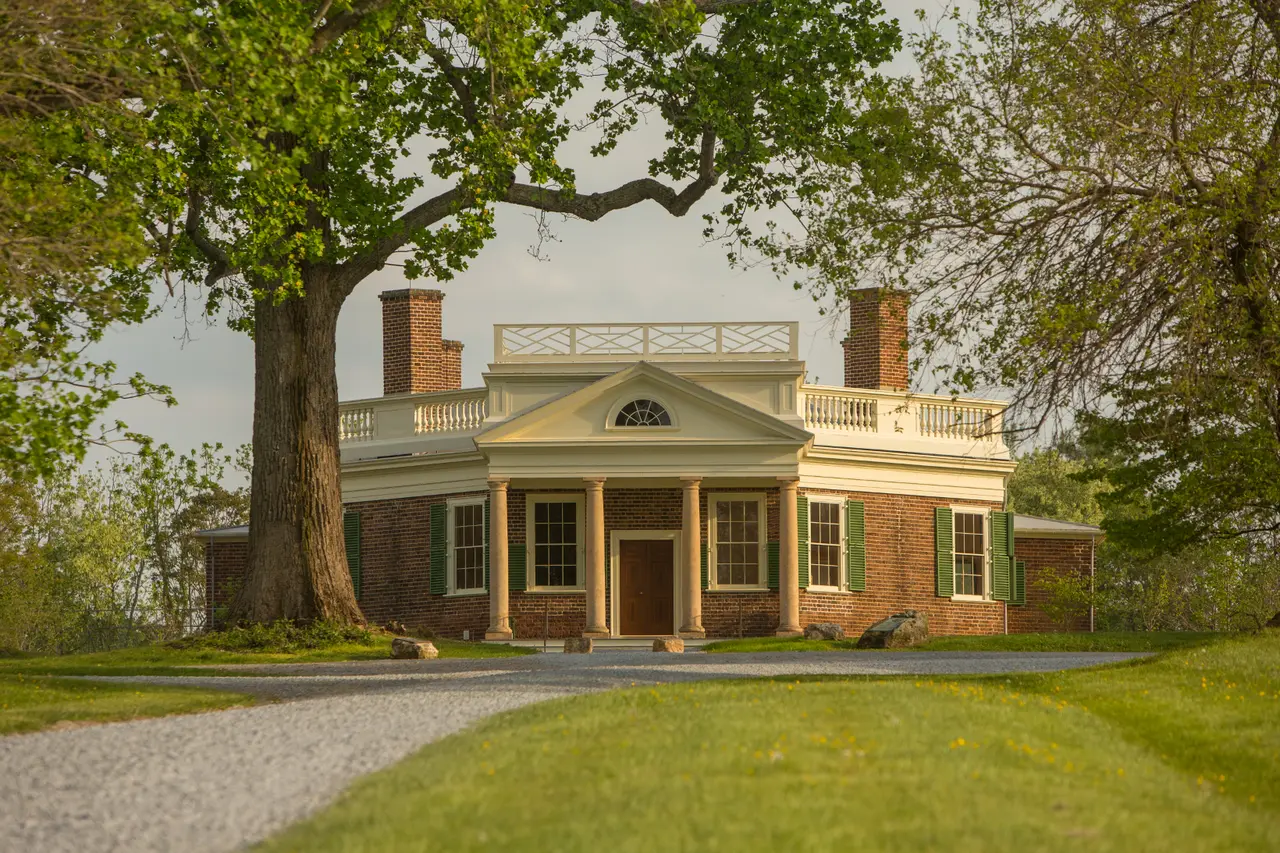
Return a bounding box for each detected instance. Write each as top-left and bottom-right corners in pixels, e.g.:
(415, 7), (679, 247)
(843, 287), (909, 391)
(1010, 537), (1094, 633)
(798, 489), (1005, 637)
(380, 289), (464, 395)
(205, 541), (247, 628)
(204, 490), (1090, 639)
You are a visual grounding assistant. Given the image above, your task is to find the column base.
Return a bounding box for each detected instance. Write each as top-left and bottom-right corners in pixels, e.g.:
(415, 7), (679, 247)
(678, 628), (706, 639)
(775, 628), (804, 638)
(582, 629), (611, 639)
(484, 628), (513, 641)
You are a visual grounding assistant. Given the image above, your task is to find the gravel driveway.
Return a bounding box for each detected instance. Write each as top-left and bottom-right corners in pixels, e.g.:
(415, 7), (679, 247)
(0, 650), (1145, 853)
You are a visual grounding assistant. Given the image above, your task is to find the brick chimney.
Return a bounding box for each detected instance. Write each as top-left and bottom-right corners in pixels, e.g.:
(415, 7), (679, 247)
(842, 287), (909, 391)
(380, 288), (464, 395)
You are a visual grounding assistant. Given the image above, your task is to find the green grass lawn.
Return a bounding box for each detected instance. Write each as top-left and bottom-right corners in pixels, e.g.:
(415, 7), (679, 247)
(0, 636), (533, 678)
(258, 632), (1280, 853)
(0, 674), (253, 736)
(703, 630), (1220, 654)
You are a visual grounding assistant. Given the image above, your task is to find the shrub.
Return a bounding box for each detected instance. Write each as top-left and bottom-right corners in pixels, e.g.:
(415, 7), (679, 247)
(170, 620), (376, 653)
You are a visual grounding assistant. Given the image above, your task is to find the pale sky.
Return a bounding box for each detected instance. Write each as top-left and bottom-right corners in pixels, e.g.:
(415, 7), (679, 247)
(88, 2), (966, 466)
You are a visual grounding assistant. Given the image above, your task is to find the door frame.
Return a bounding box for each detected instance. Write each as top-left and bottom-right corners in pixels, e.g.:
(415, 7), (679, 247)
(609, 530), (681, 637)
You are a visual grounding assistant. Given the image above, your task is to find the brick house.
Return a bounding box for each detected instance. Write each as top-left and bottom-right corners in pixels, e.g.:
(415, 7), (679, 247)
(202, 287), (1099, 640)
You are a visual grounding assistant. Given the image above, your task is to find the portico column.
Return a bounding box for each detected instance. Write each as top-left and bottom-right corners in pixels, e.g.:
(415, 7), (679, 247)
(583, 477), (609, 637)
(485, 478), (512, 640)
(776, 476), (803, 637)
(679, 476), (705, 638)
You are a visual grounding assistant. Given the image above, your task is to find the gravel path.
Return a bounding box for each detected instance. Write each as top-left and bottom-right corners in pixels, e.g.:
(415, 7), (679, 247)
(0, 650), (1145, 853)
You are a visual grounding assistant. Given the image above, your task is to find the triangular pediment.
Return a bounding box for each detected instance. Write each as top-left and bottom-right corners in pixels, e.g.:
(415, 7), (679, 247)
(475, 363), (811, 447)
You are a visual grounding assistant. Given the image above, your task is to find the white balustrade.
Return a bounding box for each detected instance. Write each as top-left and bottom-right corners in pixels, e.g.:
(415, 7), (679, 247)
(917, 402), (998, 441)
(338, 391), (487, 444)
(495, 322), (799, 361)
(339, 407), (375, 442)
(803, 392), (877, 432)
(415, 396), (487, 433)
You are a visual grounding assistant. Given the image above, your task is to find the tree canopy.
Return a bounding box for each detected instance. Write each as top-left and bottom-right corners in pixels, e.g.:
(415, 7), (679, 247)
(785, 0), (1280, 554)
(116, 0), (908, 623)
(0, 0), (181, 476)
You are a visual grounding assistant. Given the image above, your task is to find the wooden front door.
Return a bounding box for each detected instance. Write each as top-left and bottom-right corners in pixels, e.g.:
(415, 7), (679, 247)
(619, 539), (675, 635)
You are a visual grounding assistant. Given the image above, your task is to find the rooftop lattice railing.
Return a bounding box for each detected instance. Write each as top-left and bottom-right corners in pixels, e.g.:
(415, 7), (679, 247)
(494, 322), (799, 362)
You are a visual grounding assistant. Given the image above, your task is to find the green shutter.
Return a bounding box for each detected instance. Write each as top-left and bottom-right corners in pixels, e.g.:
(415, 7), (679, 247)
(430, 502), (447, 595)
(846, 500), (866, 592)
(935, 507), (954, 597)
(1013, 560), (1026, 606)
(509, 543), (527, 592)
(700, 542), (709, 590)
(767, 541), (780, 589)
(991, 511), (1011, 602)
(483, 498), (491, 592)
(797, 495), (810, 589)
(343, 511), (362, 600)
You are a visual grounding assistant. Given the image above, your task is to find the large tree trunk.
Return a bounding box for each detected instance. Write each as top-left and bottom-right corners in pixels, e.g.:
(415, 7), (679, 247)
(229, 269), (363, 624)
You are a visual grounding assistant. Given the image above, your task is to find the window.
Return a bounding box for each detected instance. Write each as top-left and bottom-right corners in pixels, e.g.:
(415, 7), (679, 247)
(953, 510), (986, 597)
(614, 399), (672, 427)
(711, 495), (765, 587)
(449, 501), (485, 593)
(532, 500), (581, 588)
(809, 499), (843, 588)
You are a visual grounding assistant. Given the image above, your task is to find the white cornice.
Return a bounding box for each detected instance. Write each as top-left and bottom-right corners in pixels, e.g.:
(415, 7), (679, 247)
(803, 444), (1018, 475)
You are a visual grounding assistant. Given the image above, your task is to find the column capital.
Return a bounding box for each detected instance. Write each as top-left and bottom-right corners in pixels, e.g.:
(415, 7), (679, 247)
(583, 476), (607, 488)
(487, 477), (510, 490)
(777, 475), (800, 486)
(680, 475), (702, 487)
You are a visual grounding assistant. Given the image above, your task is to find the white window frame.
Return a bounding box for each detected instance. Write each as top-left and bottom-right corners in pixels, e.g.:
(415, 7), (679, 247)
(807, 496), (845, 592)
(605, 395), (679, 431)
(707, 492), (768, 591)
(446, 497), (487, 596)
(950, 505), (991, 602)
(525, 493), (587, 592)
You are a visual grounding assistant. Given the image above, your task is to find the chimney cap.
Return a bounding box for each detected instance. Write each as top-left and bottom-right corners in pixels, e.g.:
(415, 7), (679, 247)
(379, 288), (444, 302)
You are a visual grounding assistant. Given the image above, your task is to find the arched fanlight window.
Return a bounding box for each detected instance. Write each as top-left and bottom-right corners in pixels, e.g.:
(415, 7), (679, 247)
(614, 399), (672, 427)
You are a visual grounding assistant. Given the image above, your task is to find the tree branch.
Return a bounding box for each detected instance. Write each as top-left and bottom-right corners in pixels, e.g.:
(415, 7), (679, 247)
(428, 47), (480, 130)
(310, 0), (395, 53)
(335, 186), (469, 291)
(505, 127), (718, 221)
(184, 187), (237, 286)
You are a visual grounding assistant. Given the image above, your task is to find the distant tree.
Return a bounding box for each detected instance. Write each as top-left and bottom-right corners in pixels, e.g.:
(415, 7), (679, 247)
(780, 0), (1280, 555)
(140, 0), (909, 624)
(0, 444), (249, 653)
(1006, 446), (1108, 527)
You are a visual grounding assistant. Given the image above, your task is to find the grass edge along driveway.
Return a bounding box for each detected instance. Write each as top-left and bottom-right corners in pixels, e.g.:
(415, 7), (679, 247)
(0, 636), (533, 678)
(0, 674), (254, 736)
(702, 630), (1220, 654)
(258, 632), (1280, 853)
(0, 636), (532, 734)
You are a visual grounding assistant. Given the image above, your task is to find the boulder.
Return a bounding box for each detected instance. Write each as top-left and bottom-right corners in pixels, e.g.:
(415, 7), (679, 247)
(804, 622), (845, 641)
(391, 637), (439, 659)
(653, 637), (684, 653)
(563, 637), (594, 654)
(856, 610), (930, 649)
